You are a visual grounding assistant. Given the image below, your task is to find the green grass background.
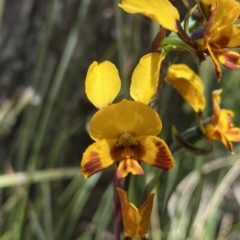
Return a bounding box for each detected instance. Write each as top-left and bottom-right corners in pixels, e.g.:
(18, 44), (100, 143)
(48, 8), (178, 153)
(0, 0), (240, 239)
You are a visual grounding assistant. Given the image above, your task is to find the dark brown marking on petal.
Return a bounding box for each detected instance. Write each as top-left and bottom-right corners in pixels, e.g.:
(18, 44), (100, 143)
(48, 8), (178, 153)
(221, 51), (240, 69)
(153, 142), (174, 170)
(112, 138), (147, 178)
(123, 160), (127, 172)
(110, 145), (123, 162)
(214, 35), (230, 47)
(133, 141), (146, 160)
(84, 151), (102, 178)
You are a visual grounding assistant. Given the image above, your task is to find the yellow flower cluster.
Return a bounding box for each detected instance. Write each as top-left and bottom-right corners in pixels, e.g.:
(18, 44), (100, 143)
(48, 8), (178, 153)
(119, 0), (240, 81)
(80, 0), (240, 238)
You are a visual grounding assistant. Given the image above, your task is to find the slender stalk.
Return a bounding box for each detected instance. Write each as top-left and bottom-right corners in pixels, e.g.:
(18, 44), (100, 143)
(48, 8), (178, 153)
(123, 174), (131, 193)
(114, 175), (121, 240)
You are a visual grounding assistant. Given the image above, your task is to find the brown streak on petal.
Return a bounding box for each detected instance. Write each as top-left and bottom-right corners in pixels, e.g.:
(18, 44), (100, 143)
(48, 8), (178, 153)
(221, 52), (240, 69)
(84, 151), (102, 178)
(223, 61), (238, 70)
(214, 35), (230, 47)
(134, 141), (146, 160)
(153, 143), (174, 170)
(110, 145), (122, 161)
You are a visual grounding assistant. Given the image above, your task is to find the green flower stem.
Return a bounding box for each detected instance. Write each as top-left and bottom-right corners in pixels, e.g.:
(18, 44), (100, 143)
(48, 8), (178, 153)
(170, 125), (203, 153)
(170, 116), (211, 153)
(160, 37), (189, 49)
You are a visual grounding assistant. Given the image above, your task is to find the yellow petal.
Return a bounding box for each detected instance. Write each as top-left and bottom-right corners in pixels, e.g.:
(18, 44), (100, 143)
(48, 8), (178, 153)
(81, 139), (115, 178)
(165, 64), (206, 111)
(85, 61), (121, 108)
(212, 25), (240, 48)
(130, 53), (164, 104)
(219, 109), (235, 131)
(222, 25), (240, 48)
(89, 99), (162, 141)
(204, 123), (219, 140)
(137, 136), (174, 170)
(204, 108), (240, 153)
(225, 128), (240, 143)
(204, 125), (232, 151)
(212, 89), (222, 105)
(117, 188), (155, 238)
(211, 89), (222, 126)
(219, 133), (234, 153)
(116, 159), (144, 179)
(117, 188), (141, 238)
(210, 0), (240, 30)
(203, 0), (240, 37)
(138, 193), (155, 239)
(118, 0), (180, 32)
(206, 129), (233, 153)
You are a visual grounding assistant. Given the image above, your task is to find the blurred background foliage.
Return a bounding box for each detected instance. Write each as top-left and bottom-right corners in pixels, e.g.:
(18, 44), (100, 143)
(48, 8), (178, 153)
(0, 0), (240, 239)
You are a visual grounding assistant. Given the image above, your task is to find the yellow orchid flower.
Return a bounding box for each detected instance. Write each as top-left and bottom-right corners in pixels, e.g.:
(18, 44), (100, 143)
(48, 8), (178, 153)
(82, 58), (174, 178)
(195, 0), (240, 80)
(117, 188), (154, 239)
(118, 0), (180, 33)
(81, 99), (174, 178)
(204, 90), (240, 153)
